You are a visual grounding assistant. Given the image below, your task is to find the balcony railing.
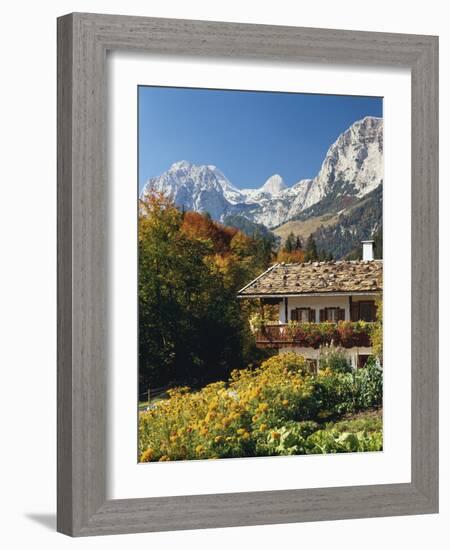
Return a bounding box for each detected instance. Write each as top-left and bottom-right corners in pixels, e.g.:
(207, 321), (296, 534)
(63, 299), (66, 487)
(254, 321), (375, 349)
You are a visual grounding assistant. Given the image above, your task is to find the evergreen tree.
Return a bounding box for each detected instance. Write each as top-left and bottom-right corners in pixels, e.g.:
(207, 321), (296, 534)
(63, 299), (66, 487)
(284, 232), (296, 253)
(304, 235), (319, 261)
(373, 228), (383, 259)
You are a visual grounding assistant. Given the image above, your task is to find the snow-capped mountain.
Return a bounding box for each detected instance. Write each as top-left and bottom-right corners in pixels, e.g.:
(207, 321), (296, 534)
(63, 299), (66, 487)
(300, 116), (383, 211)
(142, 161), (245, 220)
(141, 116), (383, 228)
(260, 174), (287, 195)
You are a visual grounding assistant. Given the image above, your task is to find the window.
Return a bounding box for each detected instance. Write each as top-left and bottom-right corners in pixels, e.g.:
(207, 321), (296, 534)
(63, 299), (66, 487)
(357, 354), (371, 369)
(290, 307), (315, 322)
(358, 301), (376, 322)
(320, 307), (346, 322)
(326, 308), (339, 322)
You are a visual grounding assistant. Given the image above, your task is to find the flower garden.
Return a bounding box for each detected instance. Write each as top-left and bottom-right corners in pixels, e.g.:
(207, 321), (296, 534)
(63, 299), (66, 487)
(139, 352), (382, 462)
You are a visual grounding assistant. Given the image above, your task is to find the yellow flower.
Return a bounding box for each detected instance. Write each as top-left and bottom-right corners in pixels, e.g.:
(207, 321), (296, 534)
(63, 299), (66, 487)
(214, 435), (224, 443)
(258, 403), (269, 413)
(159, 455), (170, 462)
(259, 423), (268, 432)
(271, 431), (281, 440)
(195, 444), (204, 454)
(236, 428), (246, 435)
(140, 448), (154, 462)
(208, 399), (218, 411)
(282, 399), (289, 406)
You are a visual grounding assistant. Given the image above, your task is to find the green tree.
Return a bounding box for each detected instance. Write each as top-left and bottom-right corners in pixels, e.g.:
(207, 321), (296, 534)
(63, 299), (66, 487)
(373, 228), (383, 259)
(284, 232), (296, 253)
(304, 235), (319, 261)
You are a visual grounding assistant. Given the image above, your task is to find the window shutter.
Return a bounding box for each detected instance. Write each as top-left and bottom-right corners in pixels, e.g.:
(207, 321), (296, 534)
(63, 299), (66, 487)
(350, 303), (359, 322)
(338, 308), (346, 321)
(290, 308), (297, 321)
(319, 309), (325, 322)
(372, 302), (377, 322)
(309, 308), (316, 322)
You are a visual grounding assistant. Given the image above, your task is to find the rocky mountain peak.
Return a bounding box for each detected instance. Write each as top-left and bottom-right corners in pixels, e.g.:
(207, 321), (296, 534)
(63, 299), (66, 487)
(260, 174), (286, 195)
(141, 116), (383, 228)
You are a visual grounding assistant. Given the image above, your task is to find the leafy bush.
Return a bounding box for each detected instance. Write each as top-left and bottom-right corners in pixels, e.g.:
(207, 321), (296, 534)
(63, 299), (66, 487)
(139, 353), (382, 462)
(311, 369), (355, 417)
(305, 429), (382, 454)
(353, 362), (383, 409)
(319, 345), (352, 373)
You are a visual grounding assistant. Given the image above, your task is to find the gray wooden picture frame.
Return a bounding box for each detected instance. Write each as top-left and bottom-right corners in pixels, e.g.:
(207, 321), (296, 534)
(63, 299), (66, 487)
(57, 12), (439, 537)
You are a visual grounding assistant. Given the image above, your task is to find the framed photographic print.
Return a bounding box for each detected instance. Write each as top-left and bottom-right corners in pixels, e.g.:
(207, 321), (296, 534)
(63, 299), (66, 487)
(57, 13), (438, 536)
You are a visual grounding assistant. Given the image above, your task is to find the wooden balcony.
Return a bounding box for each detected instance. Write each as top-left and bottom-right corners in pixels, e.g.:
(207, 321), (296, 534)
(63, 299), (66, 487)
(254, 322), (374, 349)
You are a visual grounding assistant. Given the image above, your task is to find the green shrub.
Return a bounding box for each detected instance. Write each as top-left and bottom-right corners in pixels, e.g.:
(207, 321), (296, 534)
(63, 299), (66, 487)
(353, 362), (383, 409)
(305, 429), (382, 454)
(319, 346), (352, 374)
(256, 422), (306, 456)
(297, 420), (320, 438)
(312, 369), (355, 417)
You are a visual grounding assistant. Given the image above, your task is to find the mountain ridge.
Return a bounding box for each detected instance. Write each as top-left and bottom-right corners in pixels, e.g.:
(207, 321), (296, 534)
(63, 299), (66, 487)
(141, 116), (383, 229)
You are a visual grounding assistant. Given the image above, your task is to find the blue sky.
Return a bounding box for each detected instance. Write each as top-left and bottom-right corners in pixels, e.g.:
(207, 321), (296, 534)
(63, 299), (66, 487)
(138, 86), (382, 190)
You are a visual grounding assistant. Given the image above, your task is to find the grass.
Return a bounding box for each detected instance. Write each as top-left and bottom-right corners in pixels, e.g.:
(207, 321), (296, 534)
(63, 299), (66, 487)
(323, 408), (382, 433)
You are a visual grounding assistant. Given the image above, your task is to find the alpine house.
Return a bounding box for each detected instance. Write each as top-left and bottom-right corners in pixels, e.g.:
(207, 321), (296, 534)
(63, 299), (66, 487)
(237, 241), (382, 370)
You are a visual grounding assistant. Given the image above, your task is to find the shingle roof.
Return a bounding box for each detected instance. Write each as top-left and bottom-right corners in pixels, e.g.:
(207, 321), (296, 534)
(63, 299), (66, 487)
(238, 260), (383, 296)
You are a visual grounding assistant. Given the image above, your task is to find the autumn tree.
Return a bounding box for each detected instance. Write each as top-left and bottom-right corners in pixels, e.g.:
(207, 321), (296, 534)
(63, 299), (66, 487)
(276, 232), (304, 263)
(138, 192), (263, 391)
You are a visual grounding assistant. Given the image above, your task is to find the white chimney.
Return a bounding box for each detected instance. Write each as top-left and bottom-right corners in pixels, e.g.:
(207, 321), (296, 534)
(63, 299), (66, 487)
(362, 240), (374, 261)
